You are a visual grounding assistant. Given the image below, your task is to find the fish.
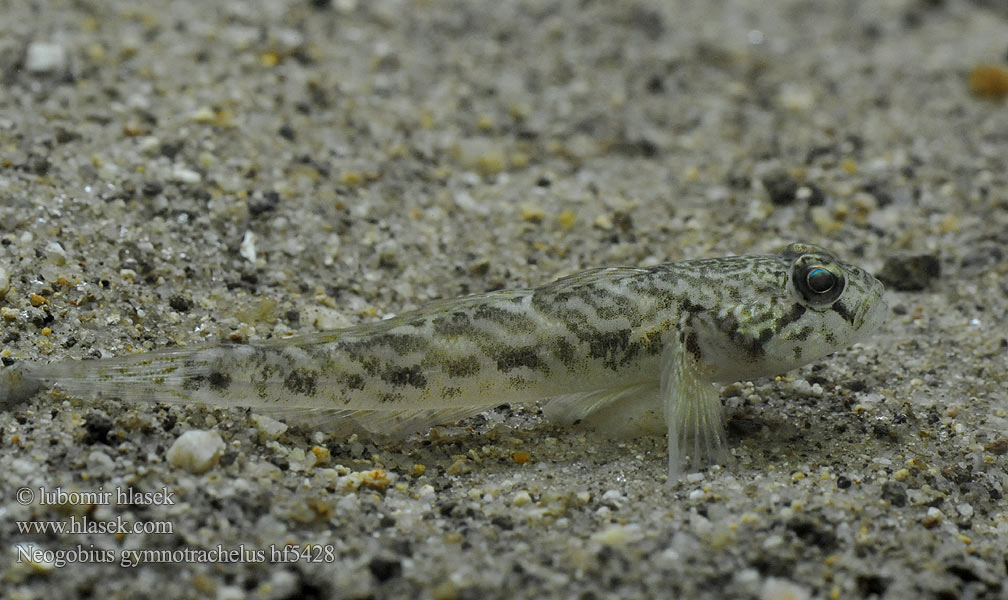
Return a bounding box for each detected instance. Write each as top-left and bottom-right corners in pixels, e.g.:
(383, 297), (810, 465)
(0, 242), (887, 478)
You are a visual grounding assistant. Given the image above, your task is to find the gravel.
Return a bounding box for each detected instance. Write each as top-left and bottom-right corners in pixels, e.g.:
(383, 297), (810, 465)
(1, 0), (1007, 598)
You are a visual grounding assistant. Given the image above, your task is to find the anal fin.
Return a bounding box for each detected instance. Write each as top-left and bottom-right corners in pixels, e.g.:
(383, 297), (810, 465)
(250, 405), (500, 440)
(541, 382), (663, 438)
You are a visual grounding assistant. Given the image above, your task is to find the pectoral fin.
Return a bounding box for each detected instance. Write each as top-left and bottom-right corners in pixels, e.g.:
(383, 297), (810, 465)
(660, 337), (729, 480)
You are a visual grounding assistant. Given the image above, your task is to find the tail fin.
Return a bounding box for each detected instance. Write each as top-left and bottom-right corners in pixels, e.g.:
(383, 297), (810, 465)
(0, 345), (225, 409)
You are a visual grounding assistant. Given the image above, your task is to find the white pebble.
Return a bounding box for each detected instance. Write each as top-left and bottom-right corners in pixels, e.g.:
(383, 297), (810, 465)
(189, 107), (216, 123)
(263, 570), (298, 600)
(239, 230), (257, 263)
(957, 503), (974, 519)
(166, 430), (225, 474)
(778, 83), (815, 111)
(10, 543), (55, 578)
(251, 413), (288, 440)
(45, 241), (67, 265)
(590, 523), (643, 547)
(454, 190), (477, 211)
(761, 577), (810, 600)
(25, 42), (67, 74)
(270, 28), (305, 51)
(734, 568), (760, 584)
(216, 586), (246, 600)
(138, 136), (161, 154)
(87, 450), (115, 473)
(171, 165), (202, 184)
(600, 489), (623, 503)
(301, 305), (351, 330)
(0, 265), (9, 298)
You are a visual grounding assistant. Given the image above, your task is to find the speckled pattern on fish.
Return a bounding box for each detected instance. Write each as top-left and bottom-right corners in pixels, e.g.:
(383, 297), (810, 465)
(0, 243), (887, 477)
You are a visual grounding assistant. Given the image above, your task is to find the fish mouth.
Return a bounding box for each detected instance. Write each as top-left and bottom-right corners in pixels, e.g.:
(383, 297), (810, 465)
(855, 284), (888, 332)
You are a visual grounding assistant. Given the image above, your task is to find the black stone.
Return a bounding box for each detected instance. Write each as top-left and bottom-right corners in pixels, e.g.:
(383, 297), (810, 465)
(490, 515), (514, 530)
(880, 481), (907, 507)
(787, 519), (838, 551)
(368, 556), (402, 582)
(168, 295), (193, 312)
(249, 191), (279, 217)
(141, 181), (164, 196)
(877, 253), (940, 291)
(856, 574), (890, 596)
(83, 412), (113, 445)
(763, 172), (800, 205)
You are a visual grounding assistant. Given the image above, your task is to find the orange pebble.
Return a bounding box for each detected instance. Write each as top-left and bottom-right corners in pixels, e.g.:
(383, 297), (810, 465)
(969, 65), (1008, 100)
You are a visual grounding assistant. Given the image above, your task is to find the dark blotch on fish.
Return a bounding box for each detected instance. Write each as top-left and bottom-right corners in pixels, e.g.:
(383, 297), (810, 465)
(495, 346), (549, 373)
(443, 356), (481, 378)
(381, 365), (427, 389)
(284, 368), (318, 395)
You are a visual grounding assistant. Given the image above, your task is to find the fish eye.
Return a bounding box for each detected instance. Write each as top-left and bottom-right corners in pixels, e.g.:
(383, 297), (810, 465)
(806, 267), (835, 294)
(791, 258), (845, 308)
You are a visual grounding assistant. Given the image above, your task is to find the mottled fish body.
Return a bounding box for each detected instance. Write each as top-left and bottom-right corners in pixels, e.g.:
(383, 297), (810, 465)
(0, 243), (887, 477)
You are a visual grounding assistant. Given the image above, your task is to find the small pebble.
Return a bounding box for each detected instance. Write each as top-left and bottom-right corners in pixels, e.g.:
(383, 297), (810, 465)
(520, 203), (545, 223)
(601, 489), (623, 503)
(880, 482), (907, 507)
(24, 41), (67, 74)
(240, 230), (257, 263)
(251, 413), (288, 440)
(339, 468), (392, 492)
(877, 253), (940, 291)
(778, 83), (815, 111)
(0, 265), (9, 298)
(310, 446), (331, 466)
(969, 64), (1008, 100)
(171, 165), (202, 184)
(166, 429), (225, 474)
(795, 184), (825, 206)
(593, 214), (614, 230)
(590, 523), (643, 547)
(45, 241), (67, 265)
(368, 556), (402, 582)
(762, 172), (800, 206)
(216, 586), (245, 600)
(760, 577), (810, 600)
(922, 507), (944, 528)
(10, 543), (56, 578)
(87, 450), (115, 473)
(190, 107), (216, 123)
(983, 439), (1008, 455)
